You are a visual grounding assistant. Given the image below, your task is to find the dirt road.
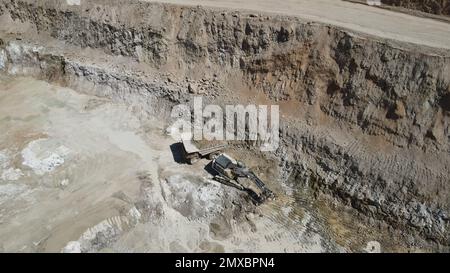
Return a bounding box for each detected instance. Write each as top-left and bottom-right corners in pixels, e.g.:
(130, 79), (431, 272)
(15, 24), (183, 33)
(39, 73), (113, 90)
(146, 0), (450, 50)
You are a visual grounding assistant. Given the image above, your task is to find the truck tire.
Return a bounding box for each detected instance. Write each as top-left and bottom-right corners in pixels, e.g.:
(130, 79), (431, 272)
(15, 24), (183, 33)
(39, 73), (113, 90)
(207, 152), (219, 160)
(188, 157), (199, 164)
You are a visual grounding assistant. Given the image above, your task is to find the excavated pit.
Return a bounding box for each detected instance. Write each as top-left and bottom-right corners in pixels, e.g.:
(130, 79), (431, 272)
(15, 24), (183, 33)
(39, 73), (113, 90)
(0, 0), (449, 252)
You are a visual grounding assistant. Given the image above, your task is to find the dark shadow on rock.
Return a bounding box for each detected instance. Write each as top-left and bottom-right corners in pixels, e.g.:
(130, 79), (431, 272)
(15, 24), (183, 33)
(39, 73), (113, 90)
(170, 142), (186, 164)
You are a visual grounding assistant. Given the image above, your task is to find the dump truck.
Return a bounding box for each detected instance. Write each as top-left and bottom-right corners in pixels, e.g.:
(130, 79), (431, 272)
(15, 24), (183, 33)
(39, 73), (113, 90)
(181, 139), (226, 164)
(211, 153), (274, 204)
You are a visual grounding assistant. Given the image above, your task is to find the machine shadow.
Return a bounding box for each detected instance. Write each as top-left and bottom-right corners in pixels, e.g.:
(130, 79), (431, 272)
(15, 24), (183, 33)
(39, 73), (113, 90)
(170, 142), (186, 164)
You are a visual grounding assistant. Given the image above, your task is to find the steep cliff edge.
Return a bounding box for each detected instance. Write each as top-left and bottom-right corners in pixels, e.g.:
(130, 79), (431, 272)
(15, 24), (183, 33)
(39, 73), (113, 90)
(0, 0), (449, 248)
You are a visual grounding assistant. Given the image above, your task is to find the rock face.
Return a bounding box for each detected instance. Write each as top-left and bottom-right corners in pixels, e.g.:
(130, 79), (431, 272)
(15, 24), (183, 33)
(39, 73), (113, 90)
(382, 0), (450, 16)
(0, 0), (449, 248)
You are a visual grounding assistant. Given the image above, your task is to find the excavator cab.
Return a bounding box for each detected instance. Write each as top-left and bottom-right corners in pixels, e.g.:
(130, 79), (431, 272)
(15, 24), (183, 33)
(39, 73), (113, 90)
(212, 153), (237, 180)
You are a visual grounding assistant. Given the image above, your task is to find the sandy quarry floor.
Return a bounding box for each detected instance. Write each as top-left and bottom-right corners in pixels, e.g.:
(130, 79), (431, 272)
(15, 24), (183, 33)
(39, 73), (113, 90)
(147, 0), (450, 50)
(0, 76), (350, 252)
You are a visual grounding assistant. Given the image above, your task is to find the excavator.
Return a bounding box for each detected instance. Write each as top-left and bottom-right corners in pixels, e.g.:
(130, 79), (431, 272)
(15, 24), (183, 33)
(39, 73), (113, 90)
(179, 137), (274, 204)
(211, 153), (275, 204)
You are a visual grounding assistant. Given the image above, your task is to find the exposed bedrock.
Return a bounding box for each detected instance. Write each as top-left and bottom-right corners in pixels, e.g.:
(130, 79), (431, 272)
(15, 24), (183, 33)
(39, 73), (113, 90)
(0, 0), (449, 248)
(382, 0), (450, 16)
